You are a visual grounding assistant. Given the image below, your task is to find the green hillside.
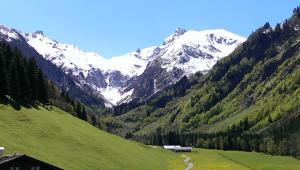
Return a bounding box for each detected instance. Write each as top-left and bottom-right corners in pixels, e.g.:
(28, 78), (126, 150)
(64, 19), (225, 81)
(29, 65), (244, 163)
(1, 103), (300, 170)
(0, 104), (185, 170)
(101, 7), (300, 158)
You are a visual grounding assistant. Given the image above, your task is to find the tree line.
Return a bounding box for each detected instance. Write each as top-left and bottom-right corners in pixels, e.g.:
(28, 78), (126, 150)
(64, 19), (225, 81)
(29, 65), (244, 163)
(142, 113), (300, 158)
(0, 43), (48, 103)
(0, 42), (101, 127)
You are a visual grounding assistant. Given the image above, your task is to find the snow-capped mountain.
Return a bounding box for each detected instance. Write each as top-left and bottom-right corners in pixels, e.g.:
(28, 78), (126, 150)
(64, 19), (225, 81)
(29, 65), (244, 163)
(22, 31), (156, 78)
(20, 31), (157, 105)
(153, 28), (245, 75)
(120, 28), (246, 101)
(0, 25), (108, 109)
(0, 25), (246, 106)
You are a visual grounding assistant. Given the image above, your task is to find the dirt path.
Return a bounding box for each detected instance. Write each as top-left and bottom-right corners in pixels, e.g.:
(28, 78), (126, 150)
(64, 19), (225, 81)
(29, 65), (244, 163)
(182, 155), (193, 170)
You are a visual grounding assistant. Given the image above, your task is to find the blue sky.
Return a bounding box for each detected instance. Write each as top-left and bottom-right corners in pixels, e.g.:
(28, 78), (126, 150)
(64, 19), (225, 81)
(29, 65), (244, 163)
(1, 0), (299, 57)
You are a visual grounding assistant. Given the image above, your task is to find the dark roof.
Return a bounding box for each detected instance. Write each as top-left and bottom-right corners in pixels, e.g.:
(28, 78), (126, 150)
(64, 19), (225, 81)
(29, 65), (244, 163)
(0, 153), (24, 164)
(0, 154), (63, 169)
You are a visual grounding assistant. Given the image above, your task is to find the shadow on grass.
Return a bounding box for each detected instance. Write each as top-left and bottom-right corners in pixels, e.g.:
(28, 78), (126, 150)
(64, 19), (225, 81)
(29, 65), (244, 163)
(0, 96), (21, 110)
(0, 96), (50, 111)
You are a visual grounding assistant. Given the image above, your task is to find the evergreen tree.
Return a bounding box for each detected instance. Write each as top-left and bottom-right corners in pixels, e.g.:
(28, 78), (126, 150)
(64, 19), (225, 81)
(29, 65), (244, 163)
(75, 101), (88, 121)
(3, 44), (12, 70)
(27, 58), (39, 101)
(79, 105), (88, 121)
(17, 58), (31, 101)
(37, 69), (48, 103)
(75, 101), (81, 115)
(274, 23), (282, 37)
(8, 61), (21, 100)
(0, 56), (7, 96)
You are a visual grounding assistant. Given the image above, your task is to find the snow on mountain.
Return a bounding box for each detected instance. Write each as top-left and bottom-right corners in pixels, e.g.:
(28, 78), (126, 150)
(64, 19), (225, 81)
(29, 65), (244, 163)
(0, 25), (21, 42)
(20, 31), (157, 105)
(22, 31), (106, 77)
(96, 47), (156, 104)
(0, 25), (25, 43)
(22, 31), (155, 78)
(158, 28), (246, 75)
(0, 24), (246, 106)
(0, 25), (108, 108)
(106, 46), (156, 76)
(120, 28), (246, 101)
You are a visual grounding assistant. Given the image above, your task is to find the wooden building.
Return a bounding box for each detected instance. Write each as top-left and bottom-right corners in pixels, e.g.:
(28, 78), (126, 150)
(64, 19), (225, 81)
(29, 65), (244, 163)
(0, 154), (63, 170)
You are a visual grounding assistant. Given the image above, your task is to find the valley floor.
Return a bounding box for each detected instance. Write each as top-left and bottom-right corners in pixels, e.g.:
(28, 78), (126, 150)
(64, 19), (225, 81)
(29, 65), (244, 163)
(0, 104), (300, 170)
(175, 148), (300, 170)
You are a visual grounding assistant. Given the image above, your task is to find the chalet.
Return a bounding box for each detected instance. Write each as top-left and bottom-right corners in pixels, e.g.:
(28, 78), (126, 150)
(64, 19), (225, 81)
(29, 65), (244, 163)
(162, 145), (192, 152)
(0, 147), (63, 170)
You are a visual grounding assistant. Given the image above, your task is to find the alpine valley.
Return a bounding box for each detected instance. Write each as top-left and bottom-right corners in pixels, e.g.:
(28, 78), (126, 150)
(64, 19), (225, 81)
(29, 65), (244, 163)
(1, 3), (300, 170)
(101, 7), (300, 159)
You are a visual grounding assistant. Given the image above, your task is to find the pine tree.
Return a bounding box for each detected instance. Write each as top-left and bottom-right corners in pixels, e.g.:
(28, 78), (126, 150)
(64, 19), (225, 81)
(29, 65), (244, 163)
(17, 58), (31, 101)
(75, 101), (81, 115)
(37, 69), (48, 103)
(274, 23), (282, 38)
(8, 62), (21, 100)
(91, 114), (98, 127)
(27, 58), (39, 101)
(0, 56), (7, 96)
(74, 101), (87, 121)
(79, 105), (88, 121)
(3, 44), (12, 70)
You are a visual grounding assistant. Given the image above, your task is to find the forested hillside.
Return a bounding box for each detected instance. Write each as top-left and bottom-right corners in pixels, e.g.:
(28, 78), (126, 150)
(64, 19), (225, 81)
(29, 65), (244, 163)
(0, 43), (48, 103)
(0, 42), (100, 127)
(102, 7), (300, 158)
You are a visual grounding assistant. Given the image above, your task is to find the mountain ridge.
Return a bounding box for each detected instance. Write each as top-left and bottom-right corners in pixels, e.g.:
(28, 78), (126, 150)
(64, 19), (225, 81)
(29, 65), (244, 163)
(0, 25), (108, 111)
(0, 25), (245, 106)
(102, 7), (300, 158)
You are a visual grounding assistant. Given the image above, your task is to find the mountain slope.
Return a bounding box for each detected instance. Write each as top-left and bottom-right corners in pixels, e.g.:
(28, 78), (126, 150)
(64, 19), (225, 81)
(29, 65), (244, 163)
(121, 29), (245, 102)
(0, 25), (108, 111)
(0, 104), (185, 170)
(104, 7), (300, 157)
(17, 27), (245, 105)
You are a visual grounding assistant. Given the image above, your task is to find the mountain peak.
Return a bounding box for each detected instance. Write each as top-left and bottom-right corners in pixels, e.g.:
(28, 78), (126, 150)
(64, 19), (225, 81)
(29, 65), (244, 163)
(33, 30), (44, 36)
(163, 27), (187, 45)
(199, 29), (246, 42)
(0, 25), (21, 41)
(174, 27), (187, 36)
(135, 48), (141, 54)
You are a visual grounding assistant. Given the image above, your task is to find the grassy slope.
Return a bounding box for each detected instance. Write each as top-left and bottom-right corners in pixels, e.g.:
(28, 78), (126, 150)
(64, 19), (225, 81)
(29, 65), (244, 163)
(185, 148), (300, 170)
(1, 104), (300, 169)
(113, 27), (300, 138)
(111, 95), (192, 137)
(0, 104), (184, 170)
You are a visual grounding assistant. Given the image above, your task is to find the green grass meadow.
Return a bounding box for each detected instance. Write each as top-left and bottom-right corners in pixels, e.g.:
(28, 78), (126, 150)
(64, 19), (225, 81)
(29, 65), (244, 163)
(0, 104), (300, 169)
(184, 148), (300, 170)
(0, 104), (184, 170)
